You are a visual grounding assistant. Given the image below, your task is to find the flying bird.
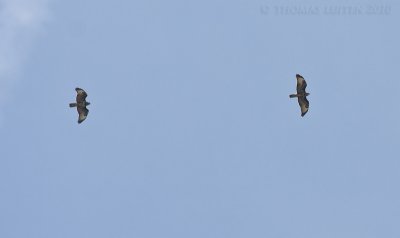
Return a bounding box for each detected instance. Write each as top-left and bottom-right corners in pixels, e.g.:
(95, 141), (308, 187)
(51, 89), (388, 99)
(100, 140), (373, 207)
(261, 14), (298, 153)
(69, 88), (90, 123)
(289, 74), (310, 117)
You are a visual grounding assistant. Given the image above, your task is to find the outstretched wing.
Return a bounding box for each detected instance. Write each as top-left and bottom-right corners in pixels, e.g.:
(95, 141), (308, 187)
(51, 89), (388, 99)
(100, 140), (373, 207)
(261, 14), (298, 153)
(296, 74), (307, 94)
(298, 96), (309, 117)
(77, 106), (89, 123)
(76, 87), (87, 103)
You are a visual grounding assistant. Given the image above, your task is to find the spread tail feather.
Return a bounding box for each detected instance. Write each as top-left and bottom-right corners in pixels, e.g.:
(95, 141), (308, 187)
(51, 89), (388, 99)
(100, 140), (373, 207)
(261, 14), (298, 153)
(289, 94), (298, 98)
(69, 103), (77, 107)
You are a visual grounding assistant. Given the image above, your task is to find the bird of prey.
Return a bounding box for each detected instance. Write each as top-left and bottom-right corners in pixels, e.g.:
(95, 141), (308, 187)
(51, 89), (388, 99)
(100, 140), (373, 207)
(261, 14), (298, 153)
(289, 74), (310, 117)
(69, 88), (90, 123)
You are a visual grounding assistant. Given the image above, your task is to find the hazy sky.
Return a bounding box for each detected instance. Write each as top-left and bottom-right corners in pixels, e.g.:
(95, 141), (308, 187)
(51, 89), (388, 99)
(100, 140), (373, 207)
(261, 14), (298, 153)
(1, 0), (399, 237)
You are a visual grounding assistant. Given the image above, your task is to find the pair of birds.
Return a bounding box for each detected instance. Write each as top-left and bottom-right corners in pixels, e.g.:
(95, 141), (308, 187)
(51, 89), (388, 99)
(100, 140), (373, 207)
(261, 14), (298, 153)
(69, 74), (310, 123)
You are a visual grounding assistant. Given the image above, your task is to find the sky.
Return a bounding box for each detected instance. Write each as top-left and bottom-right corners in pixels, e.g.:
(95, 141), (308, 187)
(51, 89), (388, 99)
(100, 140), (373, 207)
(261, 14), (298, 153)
(0, 0), (399, 237)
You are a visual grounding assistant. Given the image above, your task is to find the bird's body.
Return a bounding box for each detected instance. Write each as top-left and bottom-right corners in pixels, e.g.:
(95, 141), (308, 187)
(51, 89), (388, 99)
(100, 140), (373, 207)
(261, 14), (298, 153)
(69, 88), (90, 123)
(290, 74), (310, 117)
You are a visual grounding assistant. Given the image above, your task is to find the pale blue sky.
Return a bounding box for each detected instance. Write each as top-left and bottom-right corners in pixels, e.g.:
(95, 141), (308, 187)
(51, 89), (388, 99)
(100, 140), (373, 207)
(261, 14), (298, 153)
(1, 0), (399, 237)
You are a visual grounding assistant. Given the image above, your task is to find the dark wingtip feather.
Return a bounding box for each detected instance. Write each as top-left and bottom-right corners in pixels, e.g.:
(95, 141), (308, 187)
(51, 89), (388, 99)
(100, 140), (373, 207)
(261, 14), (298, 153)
(296, 74), (303, 78)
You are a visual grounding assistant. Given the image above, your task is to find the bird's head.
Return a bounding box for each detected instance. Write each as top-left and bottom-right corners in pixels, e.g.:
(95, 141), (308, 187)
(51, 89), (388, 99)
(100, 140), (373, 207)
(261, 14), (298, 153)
(85, 102), (91, 106)
(305, 93), (310, 96)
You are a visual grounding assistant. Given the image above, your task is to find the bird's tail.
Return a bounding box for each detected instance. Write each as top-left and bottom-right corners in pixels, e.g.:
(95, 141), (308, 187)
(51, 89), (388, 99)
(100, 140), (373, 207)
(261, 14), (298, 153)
(289, 94), (298, 98)
(69, 103), (77, 107)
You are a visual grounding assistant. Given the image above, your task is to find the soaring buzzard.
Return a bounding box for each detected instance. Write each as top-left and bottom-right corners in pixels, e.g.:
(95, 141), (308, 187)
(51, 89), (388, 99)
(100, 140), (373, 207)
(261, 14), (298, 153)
(289, 74), (310, 117)
(69, 88), (90, 123)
